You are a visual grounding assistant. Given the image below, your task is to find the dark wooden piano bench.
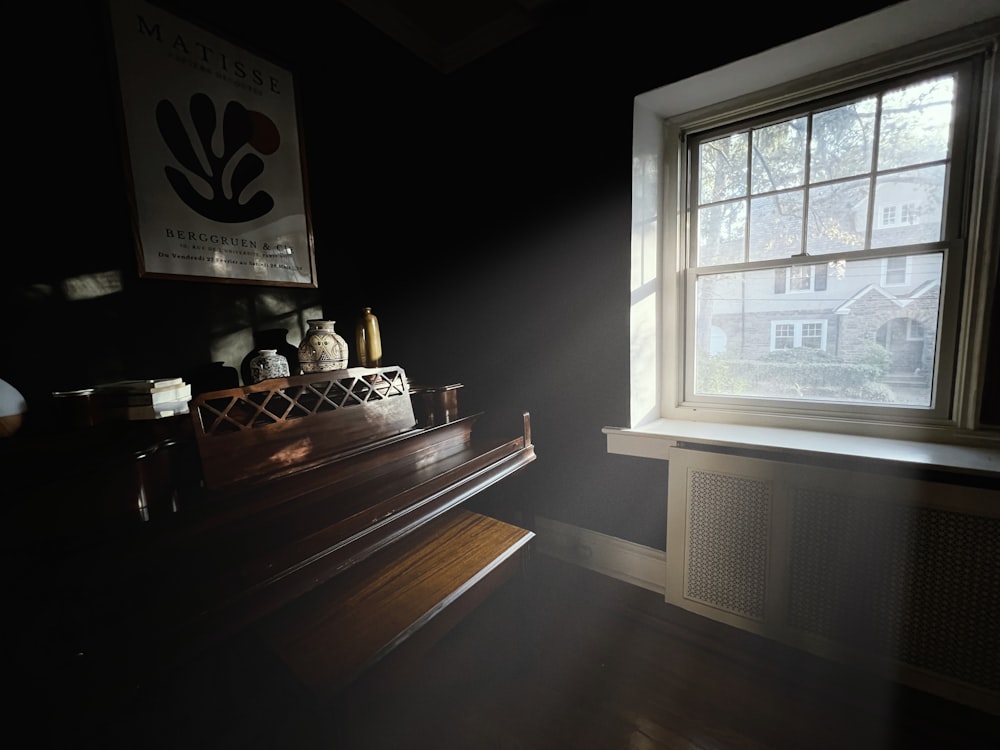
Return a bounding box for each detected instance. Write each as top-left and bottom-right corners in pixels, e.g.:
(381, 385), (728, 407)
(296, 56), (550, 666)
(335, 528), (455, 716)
(258, 506), (534, 705)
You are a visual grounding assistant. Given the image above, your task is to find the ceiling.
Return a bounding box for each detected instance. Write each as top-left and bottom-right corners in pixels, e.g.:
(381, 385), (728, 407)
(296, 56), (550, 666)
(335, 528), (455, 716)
(338, 0), (562, 73)
(336, 1), (914, 77)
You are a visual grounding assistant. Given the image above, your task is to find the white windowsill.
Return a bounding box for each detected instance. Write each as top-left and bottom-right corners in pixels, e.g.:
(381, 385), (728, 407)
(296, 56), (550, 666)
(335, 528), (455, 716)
(603, 419), (1000, 480)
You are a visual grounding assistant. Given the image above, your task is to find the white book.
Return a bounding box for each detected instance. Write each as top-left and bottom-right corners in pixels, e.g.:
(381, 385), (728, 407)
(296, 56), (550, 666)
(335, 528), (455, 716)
(101, 383), (192, 406)
(106, 399), (192, 421)
(97, 377), (186, 394)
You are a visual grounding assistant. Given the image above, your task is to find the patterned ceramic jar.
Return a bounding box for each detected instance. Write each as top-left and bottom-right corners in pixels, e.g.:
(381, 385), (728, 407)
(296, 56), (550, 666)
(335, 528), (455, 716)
(249, 349), (290, 383)
(297, 320), (349, 373)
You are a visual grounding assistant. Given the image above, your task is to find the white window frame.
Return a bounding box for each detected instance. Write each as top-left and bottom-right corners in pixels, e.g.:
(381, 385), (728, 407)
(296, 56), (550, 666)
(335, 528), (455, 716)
(785, 265), (815, 293)
(770, 320), (828, 351)
(901, 203), (920, 225)
(879, 204), (899, 228)
(627, 1), (1000, 446)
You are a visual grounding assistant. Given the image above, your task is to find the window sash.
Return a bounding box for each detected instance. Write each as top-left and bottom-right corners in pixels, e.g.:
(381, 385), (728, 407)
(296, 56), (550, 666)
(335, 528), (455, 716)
(685, 57), (978, 271)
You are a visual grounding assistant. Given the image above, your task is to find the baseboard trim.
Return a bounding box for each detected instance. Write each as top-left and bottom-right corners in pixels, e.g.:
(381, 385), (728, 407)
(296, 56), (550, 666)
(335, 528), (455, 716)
(531, 516), (666, 595)
(530, 517), (1000, 716)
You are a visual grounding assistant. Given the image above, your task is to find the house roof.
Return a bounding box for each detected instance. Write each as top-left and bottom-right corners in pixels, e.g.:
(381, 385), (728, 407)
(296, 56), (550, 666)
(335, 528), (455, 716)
(833, 278), (940, 314)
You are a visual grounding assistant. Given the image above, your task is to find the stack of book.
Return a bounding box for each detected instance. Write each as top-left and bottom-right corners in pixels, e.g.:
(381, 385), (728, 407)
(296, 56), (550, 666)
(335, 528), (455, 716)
(94, 377), (193, 421)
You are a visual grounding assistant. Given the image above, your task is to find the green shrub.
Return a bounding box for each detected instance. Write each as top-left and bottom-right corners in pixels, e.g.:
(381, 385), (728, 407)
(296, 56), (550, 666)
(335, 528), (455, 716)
(695, 355), (750, 395)
(853, 340), (892, 376)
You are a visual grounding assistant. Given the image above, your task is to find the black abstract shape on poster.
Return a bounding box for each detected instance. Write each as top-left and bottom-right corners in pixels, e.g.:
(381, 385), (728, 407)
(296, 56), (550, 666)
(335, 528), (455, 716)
(156, 93), (280, 223)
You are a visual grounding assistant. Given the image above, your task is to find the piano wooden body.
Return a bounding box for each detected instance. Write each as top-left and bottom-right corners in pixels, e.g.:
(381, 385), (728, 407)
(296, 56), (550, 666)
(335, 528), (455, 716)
(5, 366), (536, 744)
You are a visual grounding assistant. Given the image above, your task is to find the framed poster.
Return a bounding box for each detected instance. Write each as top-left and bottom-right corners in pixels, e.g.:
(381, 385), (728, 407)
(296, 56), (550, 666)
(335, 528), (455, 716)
(107, 0), (317, 287)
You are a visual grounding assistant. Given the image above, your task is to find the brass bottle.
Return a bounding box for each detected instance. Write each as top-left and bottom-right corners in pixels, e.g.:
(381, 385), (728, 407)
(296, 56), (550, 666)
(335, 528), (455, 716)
(356, 307), (382, 367)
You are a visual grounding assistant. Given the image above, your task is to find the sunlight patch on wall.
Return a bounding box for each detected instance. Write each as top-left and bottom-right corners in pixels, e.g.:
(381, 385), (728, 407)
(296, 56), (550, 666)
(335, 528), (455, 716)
(61, 270), (124, 301)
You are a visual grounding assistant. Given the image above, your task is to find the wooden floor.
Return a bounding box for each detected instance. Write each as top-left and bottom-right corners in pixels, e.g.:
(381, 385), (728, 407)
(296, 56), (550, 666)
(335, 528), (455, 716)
(332, 554), (998, 750)
(92, 552), (998, 749)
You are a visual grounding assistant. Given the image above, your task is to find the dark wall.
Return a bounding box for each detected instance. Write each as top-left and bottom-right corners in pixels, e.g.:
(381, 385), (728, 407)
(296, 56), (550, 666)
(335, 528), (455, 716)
(4, 0), (902, 548)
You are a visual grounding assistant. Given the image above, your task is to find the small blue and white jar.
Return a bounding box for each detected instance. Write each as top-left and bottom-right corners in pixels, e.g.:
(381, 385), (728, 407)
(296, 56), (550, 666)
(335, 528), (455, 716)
(249, 349), (290, 384)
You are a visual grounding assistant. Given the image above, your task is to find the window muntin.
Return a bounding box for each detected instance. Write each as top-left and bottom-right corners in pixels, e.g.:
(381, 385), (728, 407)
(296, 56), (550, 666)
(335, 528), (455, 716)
(684, 63), (969, 417)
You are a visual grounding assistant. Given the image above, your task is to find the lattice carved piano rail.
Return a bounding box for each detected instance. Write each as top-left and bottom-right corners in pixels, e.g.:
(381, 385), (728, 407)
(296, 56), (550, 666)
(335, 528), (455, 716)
(189, 366), (416, 488)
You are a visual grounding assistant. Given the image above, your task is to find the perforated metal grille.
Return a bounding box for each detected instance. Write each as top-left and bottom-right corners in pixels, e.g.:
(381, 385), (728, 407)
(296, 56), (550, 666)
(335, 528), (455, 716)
(685, 470), (770, 620)
(788, 487), (1000, 691)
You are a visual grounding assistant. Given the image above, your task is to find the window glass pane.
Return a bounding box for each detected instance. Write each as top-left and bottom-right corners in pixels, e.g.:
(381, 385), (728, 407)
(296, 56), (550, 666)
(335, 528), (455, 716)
(749, 191), (803, 261)
(871, 165), (945, 248)
(884, 256), (908, 285)
(806, 179), (869, 255)
(810, 97), (877, 182)
(774, 323), (795, 349)
(789, 265), (812, 291)
(801, 322), (824, 348)
(879, 75), (955, 170)
(699, 133), (748, 203)
(751, 117), (807, 194)
(693, 251), (942, 407)
(697, 200), (746, 266)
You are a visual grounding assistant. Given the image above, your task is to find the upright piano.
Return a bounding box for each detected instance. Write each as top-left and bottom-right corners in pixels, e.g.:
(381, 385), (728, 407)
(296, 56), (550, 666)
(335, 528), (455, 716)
(6, 366), (536, 745)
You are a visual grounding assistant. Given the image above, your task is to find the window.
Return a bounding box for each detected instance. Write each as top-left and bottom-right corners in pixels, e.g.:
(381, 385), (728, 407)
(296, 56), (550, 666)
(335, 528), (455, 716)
(773, 323), (795, 349)
(775, 263), (828, 293)
(789, 267), (812, 292)
(687, 63), (966, 413)
(770, 320), (827, 351)
(882, 256), (910, 286)
(629, 5), (999, 441)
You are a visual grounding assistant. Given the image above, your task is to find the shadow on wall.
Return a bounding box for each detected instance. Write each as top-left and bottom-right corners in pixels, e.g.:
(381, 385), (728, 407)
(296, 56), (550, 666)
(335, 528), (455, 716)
(1, 274), (322, 435)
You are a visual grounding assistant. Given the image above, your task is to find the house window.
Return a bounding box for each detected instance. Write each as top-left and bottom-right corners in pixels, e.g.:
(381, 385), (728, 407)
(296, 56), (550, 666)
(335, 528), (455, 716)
(801, 322), (824, 349)
(630, 8), (999, 439)
(775, 263), (828, 293)
(687, 63), (965, 412)
(770, 320), (827, 351)
(882, 256), (910, 286)
(773, 323), (795, 349)
(879, 203), (921, 228)
(789, 265), (813, 292)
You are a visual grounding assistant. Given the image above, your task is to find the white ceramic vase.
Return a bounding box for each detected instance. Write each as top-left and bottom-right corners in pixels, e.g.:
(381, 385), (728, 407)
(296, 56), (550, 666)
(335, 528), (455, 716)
(249, 349), (290, 383)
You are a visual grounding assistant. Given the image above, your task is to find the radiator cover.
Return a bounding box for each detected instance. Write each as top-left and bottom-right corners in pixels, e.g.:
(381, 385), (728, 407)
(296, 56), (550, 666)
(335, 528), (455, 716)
(665, 447), (999, 714)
